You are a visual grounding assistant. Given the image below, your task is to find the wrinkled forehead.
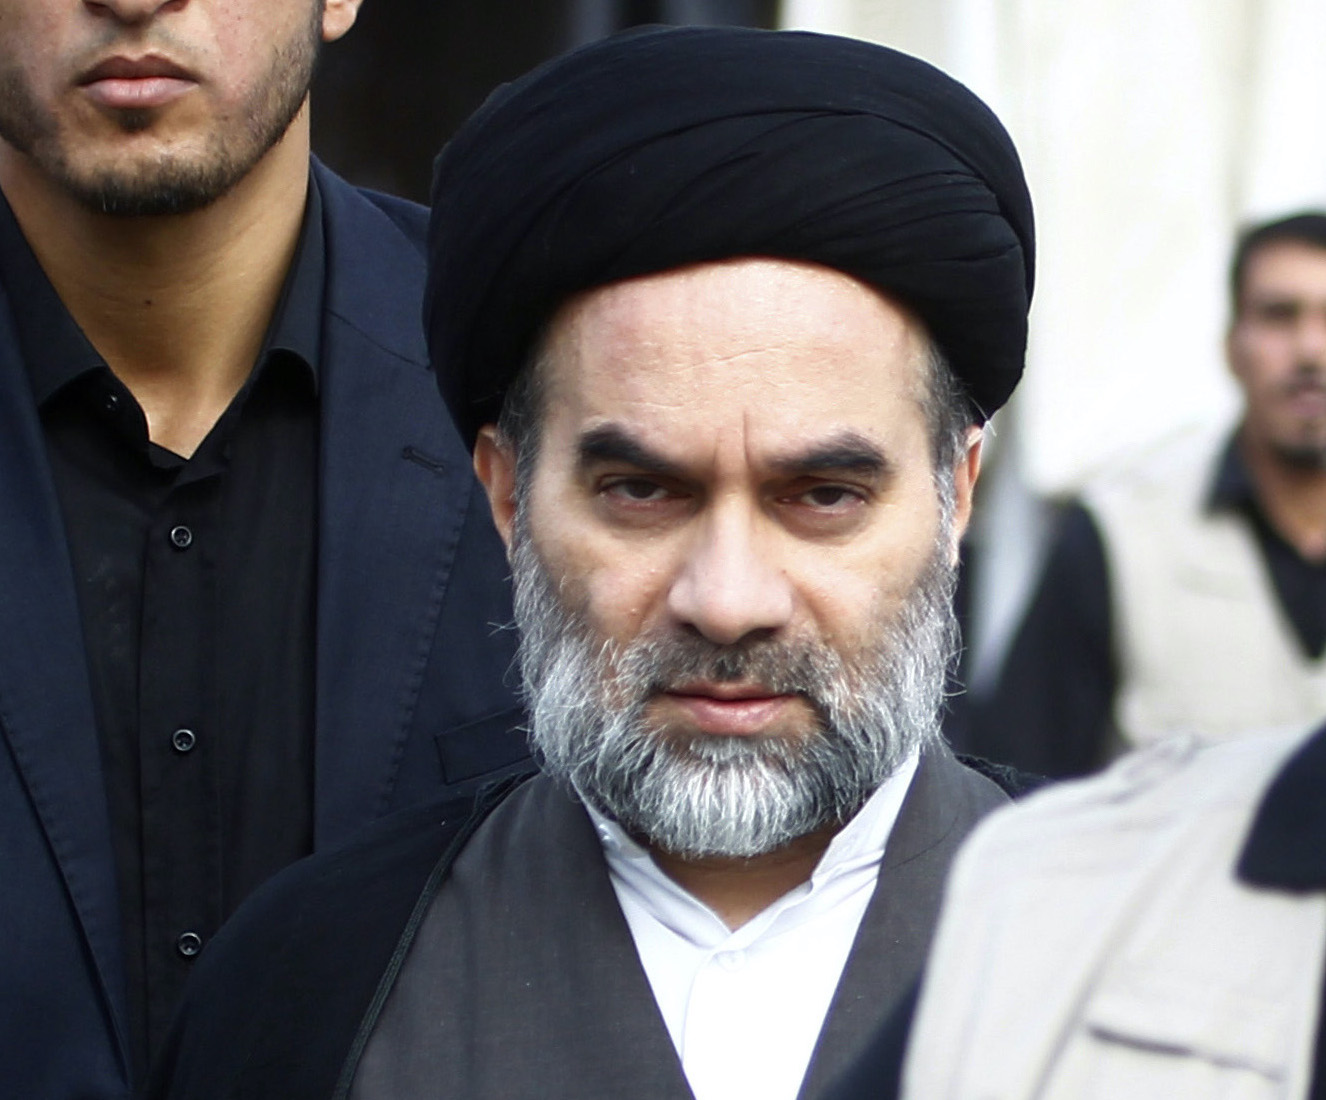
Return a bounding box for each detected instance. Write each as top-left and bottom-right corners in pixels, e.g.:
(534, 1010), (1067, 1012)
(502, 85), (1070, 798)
(536, 258), (934, 466)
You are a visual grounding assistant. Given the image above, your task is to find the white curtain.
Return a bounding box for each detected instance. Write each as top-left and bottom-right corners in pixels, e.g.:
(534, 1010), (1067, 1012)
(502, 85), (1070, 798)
(783, 0), (1326, 493)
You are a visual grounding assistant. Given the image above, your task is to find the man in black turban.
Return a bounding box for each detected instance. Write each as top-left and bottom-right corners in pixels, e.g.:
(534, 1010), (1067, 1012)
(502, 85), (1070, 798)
(151, 26), (1035, 1100)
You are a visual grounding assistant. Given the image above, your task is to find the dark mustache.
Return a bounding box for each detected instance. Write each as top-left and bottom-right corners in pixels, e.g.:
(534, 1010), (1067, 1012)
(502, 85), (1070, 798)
(1281, 369), (1326, 398)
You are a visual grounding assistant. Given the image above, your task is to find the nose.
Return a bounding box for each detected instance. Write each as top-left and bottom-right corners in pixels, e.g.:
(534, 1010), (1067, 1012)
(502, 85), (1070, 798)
(666, 505), (795, 646)
(84, 0), (181, 24)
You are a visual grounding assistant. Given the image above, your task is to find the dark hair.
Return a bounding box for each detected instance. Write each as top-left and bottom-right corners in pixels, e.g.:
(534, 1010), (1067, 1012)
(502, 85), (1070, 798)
(1230, 212), (1326, 313)
(920, 343), (978, 477)
(494, 337), (549, 494)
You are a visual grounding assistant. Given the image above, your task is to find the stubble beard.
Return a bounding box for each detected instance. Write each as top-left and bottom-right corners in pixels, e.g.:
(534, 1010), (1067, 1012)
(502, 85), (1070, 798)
(0, 8), (321, 216)
(511, 510), (960, 860)
(1269, 437), (1326, 471)
(1267, 403), (1326, 471)
(1254, 364), (1326, 471)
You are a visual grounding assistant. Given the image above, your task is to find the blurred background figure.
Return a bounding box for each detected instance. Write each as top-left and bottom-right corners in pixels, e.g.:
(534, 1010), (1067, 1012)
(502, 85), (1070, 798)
(962, 213), (1326, 775)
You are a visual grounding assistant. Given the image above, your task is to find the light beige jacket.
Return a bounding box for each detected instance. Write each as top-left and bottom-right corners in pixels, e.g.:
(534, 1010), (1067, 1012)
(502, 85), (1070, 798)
(1084, 427), (1326, 749)
(904, 730), (1326, 1100)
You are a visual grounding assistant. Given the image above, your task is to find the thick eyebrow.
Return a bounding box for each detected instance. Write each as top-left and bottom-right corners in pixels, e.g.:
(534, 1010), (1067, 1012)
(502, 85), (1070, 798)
(767, 431), (890, 479)
(577, 425), (890, 481)
(1247, 294), (1303, 316)
(576, 424), (687, 478)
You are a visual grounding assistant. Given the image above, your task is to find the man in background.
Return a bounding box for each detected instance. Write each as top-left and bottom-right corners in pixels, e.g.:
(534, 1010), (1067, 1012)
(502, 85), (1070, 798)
(0, 1), (524, 1096)
(969, 212), (1326, 775)
(152, 25), (1036, 1100)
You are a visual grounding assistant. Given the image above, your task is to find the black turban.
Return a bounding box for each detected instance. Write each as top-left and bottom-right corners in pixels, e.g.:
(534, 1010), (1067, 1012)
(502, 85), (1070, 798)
(428, 25), (1035, 449)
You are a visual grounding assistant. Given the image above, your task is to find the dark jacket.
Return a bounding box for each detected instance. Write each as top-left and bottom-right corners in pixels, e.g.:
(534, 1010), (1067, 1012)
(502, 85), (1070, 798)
(0, 161), (528, 1100)
(149, 749), (1010, 1100)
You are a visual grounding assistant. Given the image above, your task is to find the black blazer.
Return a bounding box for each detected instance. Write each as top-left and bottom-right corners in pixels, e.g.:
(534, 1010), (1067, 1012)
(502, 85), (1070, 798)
(0, 160), (527, 1100)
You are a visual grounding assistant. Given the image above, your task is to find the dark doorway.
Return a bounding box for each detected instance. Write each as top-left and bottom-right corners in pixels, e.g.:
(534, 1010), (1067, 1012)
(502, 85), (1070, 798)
(310, 0), (777, 203)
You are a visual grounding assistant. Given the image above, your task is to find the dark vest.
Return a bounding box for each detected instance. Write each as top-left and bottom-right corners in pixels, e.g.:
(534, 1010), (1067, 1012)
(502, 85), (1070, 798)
(344, 750), (1006, 1099)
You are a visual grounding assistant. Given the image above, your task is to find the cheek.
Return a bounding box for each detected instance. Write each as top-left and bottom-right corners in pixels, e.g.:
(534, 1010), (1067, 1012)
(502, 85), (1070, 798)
(794, 555), (916, 645)
(794, 498), (941, 638)
(1239, 333), (1292, 376)
(526, 496), (677, 640)
(550, 544), (675, 640)
(13, 27), (61, 90)
(208, 7), (307, 84)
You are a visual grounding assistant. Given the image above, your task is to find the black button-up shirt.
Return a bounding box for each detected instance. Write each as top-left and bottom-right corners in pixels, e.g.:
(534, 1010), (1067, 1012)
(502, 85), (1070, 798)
(1211, 440), (1326, 657)
(4, 179), (324, 1077)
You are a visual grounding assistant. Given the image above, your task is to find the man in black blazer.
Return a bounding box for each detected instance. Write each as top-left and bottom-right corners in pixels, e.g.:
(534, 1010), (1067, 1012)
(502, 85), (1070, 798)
(153, 27), (1036, 1100)
(0, 1), (525, 1097)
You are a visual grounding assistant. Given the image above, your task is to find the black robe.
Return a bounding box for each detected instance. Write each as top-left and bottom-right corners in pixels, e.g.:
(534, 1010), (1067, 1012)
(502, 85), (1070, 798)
(150, 752), (1014, 1100)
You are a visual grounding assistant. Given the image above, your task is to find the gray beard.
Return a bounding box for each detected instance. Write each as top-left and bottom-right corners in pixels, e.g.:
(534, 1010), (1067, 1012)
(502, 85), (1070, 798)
(510, 518), (959, 860)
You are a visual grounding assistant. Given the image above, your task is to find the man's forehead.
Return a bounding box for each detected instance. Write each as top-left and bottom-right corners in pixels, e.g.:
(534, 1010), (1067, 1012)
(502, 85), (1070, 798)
(1243, 241), (1326, 298)
(554, 256), (918, 330)
(540, 257), (930, 404)
(523, 261), (936, 485)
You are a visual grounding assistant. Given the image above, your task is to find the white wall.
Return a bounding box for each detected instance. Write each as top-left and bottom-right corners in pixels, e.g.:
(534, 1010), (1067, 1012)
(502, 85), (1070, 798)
(783, 0), (1326, 493)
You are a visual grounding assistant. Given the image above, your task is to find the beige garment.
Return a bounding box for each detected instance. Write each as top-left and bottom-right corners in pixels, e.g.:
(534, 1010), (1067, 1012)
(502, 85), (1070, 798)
(1083, 427), (1326, 750)
(903, 729), (1326, 1099)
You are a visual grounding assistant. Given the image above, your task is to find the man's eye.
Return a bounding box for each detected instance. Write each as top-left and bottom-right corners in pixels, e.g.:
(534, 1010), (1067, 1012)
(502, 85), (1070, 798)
(603, 479), (670, 503)
(1256, 302), (1300, 325)
(799, 485), (861, 509)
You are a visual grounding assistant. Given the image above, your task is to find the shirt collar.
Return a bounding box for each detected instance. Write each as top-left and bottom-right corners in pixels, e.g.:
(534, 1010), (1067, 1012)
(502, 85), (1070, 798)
(1204, 431), (1257, 515)
(1237, 721), (1326, 889)
(0, 188), (104, 407)
(584, 751), (921, 891)
(3, 169), (325, 411)
(260, 170), (324, 390)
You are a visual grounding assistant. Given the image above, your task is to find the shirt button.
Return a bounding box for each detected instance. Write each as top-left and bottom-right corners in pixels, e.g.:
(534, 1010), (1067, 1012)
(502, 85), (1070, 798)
(171, 728), (196, 754)
(102, 391), (120, 414)
(176, 931), (203, 958)
(716, 949), (746, 972)
(169, 525), (193, 550)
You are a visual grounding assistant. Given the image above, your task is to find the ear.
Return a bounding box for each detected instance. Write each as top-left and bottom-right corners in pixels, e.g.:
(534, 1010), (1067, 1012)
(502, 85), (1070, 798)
(473, 425), (518, 553)
(321, 0), (364, 43)
(947, 425), (985, 564)
(1225, 322), (1248, 387)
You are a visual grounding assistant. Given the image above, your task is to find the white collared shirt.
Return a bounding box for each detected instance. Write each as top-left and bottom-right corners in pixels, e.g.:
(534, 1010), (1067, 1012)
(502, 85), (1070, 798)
(585, 753), (919, 1100)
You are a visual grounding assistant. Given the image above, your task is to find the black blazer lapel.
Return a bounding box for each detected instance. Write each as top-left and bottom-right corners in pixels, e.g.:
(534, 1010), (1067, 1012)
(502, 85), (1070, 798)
(798, 749), (1008, 1099)
(0, 303), (128, 1060)
(311, 165), (486, 847)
